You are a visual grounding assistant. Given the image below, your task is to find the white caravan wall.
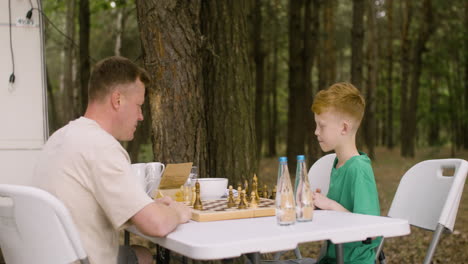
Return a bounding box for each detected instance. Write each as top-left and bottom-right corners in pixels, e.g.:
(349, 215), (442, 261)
(0, 0), (48, 184)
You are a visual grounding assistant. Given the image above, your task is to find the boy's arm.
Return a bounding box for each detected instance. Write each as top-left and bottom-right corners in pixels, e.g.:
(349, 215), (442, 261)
(313, 192), (349, 212)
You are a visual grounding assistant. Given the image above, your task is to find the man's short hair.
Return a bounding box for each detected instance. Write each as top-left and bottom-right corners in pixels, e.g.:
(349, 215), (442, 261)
(88, 56), (150, 102)
(311, 82), (366, 123)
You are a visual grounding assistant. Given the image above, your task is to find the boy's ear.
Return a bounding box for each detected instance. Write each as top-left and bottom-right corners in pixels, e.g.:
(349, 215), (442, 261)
(342, 120), (351, 135)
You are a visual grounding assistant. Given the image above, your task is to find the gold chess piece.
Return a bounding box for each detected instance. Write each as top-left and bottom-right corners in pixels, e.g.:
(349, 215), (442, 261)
(238, 190), (247, 209)
(191, 186), (196, 206)
(252, 174), (260, 203)
(242, 190), (249, 206)
(263, 184), (269, 198)
(249, 191), (258, 209)
(236, 186), (242, 204)
(244, 179), (250, 202)
(227, 185), (236, 208)
(270, 185), (277, 200)
(193, 180), (203, 210)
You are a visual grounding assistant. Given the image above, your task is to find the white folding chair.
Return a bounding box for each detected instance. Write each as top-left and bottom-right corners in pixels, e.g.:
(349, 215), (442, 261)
(308, 153), (336, 196)
(376, 159), (468, 264)
(0, 184), (89, 264)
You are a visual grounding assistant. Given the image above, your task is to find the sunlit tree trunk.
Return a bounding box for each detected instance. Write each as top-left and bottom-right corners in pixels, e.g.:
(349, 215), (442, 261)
(254, 0), (265, 158)
(135, 0), (207, 171)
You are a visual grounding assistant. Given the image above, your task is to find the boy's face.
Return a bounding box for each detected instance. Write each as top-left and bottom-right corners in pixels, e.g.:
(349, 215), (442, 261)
(314, 109), (345, 152)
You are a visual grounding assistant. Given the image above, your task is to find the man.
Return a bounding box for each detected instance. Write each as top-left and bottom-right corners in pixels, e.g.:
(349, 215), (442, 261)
(34, 56), (191, 264)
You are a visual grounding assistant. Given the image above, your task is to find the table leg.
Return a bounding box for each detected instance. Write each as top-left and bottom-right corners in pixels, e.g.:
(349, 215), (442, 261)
(244, 252), (261, 264)
(124, 230), (130, 246)
(156, 245), (171, 264)
(335, 244), (344, 264)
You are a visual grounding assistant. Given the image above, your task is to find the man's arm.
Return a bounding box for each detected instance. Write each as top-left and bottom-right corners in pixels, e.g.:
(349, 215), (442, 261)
(131, 198), (192, 237)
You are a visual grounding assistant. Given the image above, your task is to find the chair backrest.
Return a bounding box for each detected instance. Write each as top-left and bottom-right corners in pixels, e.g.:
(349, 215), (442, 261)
(388, 159), (468, 232)
(0, 184), (88, 264)
(308, 153), (336, 196)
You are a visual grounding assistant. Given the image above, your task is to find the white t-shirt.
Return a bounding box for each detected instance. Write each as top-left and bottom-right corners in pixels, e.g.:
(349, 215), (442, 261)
(33, 117), (153, 264)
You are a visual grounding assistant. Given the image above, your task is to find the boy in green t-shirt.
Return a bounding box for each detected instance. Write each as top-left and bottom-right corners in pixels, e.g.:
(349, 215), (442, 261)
(311, 82), (381, 264)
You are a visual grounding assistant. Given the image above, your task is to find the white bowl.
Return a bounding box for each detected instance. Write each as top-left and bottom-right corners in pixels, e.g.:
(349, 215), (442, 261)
(192, 178), (228, 200)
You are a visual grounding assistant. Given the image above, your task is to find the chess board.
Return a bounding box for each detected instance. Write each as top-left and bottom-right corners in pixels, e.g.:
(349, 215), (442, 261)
(191, 198), (276, 222)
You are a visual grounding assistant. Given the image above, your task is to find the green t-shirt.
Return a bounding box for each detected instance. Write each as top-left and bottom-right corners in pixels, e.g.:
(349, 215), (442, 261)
(318, 152), (381, 264)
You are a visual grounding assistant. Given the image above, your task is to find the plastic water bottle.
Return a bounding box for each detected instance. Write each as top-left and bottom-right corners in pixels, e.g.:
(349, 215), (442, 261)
(276, 157), (296, 225)
(294, 155), (313, 222)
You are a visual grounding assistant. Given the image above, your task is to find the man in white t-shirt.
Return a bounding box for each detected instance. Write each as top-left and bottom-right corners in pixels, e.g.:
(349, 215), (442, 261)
(34, 56), (191, 264)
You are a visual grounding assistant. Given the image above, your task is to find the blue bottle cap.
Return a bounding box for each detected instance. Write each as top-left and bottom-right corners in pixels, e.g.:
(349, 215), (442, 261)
(297, 155), (305, 161)
(279, 156), (287, 162)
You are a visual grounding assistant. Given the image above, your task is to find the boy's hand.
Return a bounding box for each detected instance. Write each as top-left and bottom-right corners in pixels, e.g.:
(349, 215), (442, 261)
(312, 191), (349, 213)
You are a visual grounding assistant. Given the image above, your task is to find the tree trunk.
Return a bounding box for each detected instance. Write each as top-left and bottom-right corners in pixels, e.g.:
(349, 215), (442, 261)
(428, 77), (440, 145)
(201, 1), (257, 184)
(135, 0), (207, 172)
(406, 0), (435, 157)
(400, 0), (413, 157)
(305, 0), (321, 165)
(79, 0), (90, 115)
(254, 0), (264, 158)
(287, 0), (305, 171)
(385, 0), (394, 149)
(364, 0), (377, 159)
(267, 0), (279, 158)
(464, 1), (468, 149)
(351, 0), (365, 90)
(323, 0), (336, 85)
(59, 0), (76, 126)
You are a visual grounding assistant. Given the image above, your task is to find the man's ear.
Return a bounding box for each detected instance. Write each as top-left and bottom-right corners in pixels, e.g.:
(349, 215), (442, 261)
(110, 90), (121, 110)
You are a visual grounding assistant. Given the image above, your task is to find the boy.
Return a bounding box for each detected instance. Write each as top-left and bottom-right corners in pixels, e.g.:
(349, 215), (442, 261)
(311, 82), (381, 264)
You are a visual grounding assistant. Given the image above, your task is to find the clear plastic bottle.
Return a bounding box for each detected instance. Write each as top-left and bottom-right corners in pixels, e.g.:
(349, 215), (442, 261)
(276, 157), (296, 225)
(294, 155), (314, 222)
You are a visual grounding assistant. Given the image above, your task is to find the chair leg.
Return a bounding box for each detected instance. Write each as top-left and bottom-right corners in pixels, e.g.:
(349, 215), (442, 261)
(335, 244), (344, 264)
(124, 230), (130, 246)
(375, 237), (385, 262)
(294, 247), (302, 259)
(423, 223), (445, 264)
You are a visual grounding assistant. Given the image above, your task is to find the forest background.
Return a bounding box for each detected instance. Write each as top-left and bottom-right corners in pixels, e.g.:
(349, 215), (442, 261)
(17, 0), (468, 262)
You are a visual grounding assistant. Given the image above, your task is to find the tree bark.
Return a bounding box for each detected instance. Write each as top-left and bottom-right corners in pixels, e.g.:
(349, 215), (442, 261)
(135, 0), (207, 172)
(364, 0), (377, 159)
(59, 0), (76, 126)
(385, 0), (394, 149)
(400, 0), (413, 157)
(464, 1), (468, 149)
(305, 0), (321, 165)
(253, 0), (265, 158)
(79, 0), (90, 115)
(405, 0), (435, 157)
(323, 0), (336, 85)
(287, 0), (305, 171)
(351, 0), (365, 90)
(201, 0), (257, 183)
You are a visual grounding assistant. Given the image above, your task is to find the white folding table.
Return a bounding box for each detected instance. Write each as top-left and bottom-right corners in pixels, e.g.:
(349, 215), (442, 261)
(127, 210), (410, 263)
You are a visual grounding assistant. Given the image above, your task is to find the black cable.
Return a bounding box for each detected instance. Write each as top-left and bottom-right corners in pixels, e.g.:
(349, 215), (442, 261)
(8, 0), (15, 84)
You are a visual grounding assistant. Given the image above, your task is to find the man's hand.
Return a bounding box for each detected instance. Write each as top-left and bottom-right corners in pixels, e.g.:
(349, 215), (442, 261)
(169, 202), (192, 223)
(154, 196), (174, 206)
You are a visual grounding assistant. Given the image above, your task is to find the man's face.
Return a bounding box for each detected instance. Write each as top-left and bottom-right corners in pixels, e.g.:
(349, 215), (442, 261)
(116, 79), (145, 141)
(314, 109), (344, 152)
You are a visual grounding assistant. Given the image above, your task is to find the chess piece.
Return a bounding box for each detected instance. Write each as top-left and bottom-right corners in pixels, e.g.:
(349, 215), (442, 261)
(252, 174), (260, 203)
(263, 184), (269, 198)
(193, 180), (203, 210)
(270, 185), (277, 200)
(242, 190), (249, 206)
(191, 186), (196, 206)
(236, 186), (242, 204)
(238, 190), (247, 209)
(244, 179), (250, 202)
(227, 185), (236, 208)
(249, 191), (258, 209)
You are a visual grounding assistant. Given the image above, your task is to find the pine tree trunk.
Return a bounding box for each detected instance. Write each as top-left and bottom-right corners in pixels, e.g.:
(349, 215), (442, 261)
(79, 0), (90, 115)
(385, 0), (394, 149)
(305, 0), (321, 164)
(135, 0), (207, 172)
(464, 1), (468, 149)
(201, 1), (257, 184)
(323, 0), (336, 85)
(254, 0), (264, 158)
(351, 0), (365, 90)
(428, 77), (440, 145)
(287, 0), (305, 171)
(406, 0), (435, 157)
(365, 0), (377, 159)
(400, 0), (413, 157)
